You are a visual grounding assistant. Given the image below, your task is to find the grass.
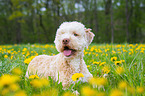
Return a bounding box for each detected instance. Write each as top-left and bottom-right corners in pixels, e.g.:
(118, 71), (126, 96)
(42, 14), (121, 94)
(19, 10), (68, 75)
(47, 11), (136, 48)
(0, 43), (144, 96)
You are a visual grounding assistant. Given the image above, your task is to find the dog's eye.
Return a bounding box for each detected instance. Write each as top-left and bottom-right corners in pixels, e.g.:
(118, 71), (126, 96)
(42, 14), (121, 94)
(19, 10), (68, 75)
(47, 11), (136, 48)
(74, 33), (79, 36)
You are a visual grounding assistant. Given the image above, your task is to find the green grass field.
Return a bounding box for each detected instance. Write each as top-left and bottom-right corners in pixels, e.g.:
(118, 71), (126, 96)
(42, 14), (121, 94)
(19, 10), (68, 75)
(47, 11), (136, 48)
(0, 44), (144, 96)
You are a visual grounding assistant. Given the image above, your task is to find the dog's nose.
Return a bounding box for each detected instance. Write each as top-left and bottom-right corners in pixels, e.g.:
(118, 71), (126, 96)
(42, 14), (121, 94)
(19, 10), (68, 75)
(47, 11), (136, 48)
(62, 38), (70, 44)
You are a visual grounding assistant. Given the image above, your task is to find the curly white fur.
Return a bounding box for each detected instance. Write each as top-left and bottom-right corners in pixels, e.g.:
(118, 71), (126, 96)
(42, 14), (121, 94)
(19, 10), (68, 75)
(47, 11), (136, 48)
(25, 21), (95, 87)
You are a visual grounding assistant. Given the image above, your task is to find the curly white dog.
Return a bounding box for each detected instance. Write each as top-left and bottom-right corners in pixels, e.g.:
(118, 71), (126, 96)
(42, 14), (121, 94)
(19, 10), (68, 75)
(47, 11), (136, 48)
(25, 21), (95, 87)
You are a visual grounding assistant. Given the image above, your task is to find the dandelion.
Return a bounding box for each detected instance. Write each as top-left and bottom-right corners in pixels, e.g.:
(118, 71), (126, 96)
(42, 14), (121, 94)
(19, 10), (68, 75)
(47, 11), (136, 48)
(115, 61), (122, 65)
(1, 88), (10, 96)
(40, 78), (49, 86)
(24, 58), (31, 64)
(89, 77), (107, 86)
(99, 62), (106, 66)
(136, 86), (144, 94)
(120, 60), (125, 63)
(96, 54), (98, 57)
(118, 81), (127, 89)
(116, 67), (125, 74)
(63, 91), (75, 96)
(11, 67), (22, 75)
(110, 89), (123, 96)
(105, 49), (109, 52)
(40, 88), (58, 96)
(24, 56), (35, 64)
(29, 75), (39, 79)
(22, 48), (27, 51)
(87, 65), (90, 68)
(4, 55), (8, 58)
(81, 86), (97, 96)
(9, 83), (20, 91)
(0, 74), (20, 88)
(112, 50), (116, 54)
(14, 90), (27, 96)
(93, 61), (100, 65)
(111, 57), (117, 62)
(71, 73), (84, 81)
(140, 50), (144, 53)
(102, 66), (110, 74)
(84, 52), (88, 55)
(128, 86), (135, 94)
(11, 55), (14, 59)
(30, 79), (43, 88)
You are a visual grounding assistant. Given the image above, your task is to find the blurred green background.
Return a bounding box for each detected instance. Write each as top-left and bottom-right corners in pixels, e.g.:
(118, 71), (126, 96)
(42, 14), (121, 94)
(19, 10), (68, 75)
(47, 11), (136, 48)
(0, 0), (145, 44)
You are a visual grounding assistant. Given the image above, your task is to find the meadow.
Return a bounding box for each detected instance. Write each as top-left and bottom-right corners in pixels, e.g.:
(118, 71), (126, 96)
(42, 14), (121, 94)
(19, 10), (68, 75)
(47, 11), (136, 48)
(0, 44), (144, 96)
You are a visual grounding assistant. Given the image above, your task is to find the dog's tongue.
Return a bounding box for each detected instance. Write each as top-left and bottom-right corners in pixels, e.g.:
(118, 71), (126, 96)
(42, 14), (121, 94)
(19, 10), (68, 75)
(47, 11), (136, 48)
(63, 49), (72, 56)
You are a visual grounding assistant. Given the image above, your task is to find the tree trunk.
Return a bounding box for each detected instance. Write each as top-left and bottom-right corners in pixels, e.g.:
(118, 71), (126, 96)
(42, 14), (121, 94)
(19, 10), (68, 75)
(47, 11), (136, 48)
(16, 19), (21, 44)
(105, 0), (111, 43)
(111, 0), (114, 43)
(94, 0), (98, 35)
(125, 0), (129, 42)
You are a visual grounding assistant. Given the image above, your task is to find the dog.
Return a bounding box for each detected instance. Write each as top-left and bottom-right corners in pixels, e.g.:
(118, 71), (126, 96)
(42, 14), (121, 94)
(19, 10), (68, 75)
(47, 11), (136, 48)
(25, 21), (95, 87)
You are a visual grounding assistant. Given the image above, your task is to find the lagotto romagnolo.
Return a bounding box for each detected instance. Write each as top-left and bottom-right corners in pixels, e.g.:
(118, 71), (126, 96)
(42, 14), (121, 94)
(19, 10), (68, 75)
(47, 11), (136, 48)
(25, 21), (95, 87)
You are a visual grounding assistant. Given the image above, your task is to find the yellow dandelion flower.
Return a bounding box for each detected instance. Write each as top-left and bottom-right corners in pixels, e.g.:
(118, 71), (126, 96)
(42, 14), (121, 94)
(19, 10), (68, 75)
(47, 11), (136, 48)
(30, 79), (43, 88)
(128, 86), (135, 94)
(11, 67), (22, 75)
(30, 56), (36, 59)
(93, 61), (100, 65)
(24, 58), (31, 64)
(81, 86), (97, 96)
(99, 62), (106, 66)
(111, 57), (117, 62)
(0, 74), (20, 88)
(22, 48), (27, 52)
(11, 55), (14, 59)
(26, 51), (30, 57)
(24, 56), (35, 64)
(40, 78), (49, 86)
(22, 52), (25, 55)
(96, 54), (98, 57)
(89, 77), (107, 86)
(129, 52), (132, 55)
(115, 61), (122, 65)
(112, 50), (116, 54)
(90, 47), (94, 51)
(4, 55), (8, 58)
(97, 92), (105, 96)
(40, 88), (58, 96)
(0, 47), (2, 50)
(105, 49), (109, 52)
(140, 50), (144, 53)
(102, 66), (110, 74)
(116, 67), (125, 74)
(9, 83), (20, 91)
(29, 75), (39, 79)
(7, 50), (11, 53)
(123, 48), (127, 52)
(136, 86), (144, 94)
(1, 88), (10, 96)
(120, 60), (125, 63)
(14, 90), (27, 96)
(84, 52), (88, 55)
(63, 91), (75, 96)
(71, 73), (84, 81)
(110, 89), (123, 96)
(118, 81), (127, 89)
(87, 65), (90, 68)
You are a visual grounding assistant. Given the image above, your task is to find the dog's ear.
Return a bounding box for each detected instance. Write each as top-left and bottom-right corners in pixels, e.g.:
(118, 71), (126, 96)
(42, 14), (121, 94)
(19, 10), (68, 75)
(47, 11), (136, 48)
(85, 28), (95, 47)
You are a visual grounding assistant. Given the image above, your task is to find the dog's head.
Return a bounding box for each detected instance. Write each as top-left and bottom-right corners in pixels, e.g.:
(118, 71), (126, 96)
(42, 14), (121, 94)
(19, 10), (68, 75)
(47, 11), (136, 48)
(54, 21), (95, 57)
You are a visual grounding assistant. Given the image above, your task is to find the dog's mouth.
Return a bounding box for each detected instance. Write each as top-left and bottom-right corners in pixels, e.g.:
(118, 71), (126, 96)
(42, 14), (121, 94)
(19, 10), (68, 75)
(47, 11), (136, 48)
(63, 46), (76, 57)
